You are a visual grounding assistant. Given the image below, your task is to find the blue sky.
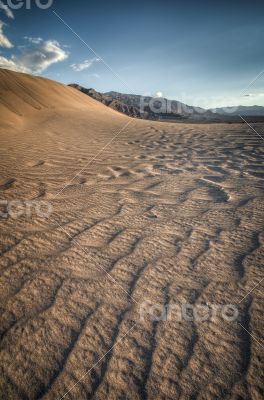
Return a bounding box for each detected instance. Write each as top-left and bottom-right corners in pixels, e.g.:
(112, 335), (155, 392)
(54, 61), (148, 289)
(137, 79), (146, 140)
(0, 0), (264, 108)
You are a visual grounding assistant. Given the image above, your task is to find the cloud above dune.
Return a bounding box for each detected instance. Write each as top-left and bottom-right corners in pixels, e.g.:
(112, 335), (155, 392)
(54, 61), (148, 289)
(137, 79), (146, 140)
(0, 55), (28, 72)
(0, 20), (13, 48)
(17, 40), (69, 73)
(0, 1), (14, 19)
(71, 57), (100, 72)
(0, 1), (14, 48)
(0, 39), (69, 73)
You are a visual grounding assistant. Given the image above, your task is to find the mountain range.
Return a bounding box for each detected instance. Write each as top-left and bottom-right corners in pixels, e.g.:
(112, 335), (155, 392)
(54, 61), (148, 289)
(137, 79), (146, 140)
(69, 84), (264, 122)
(211, 105), (264, 116)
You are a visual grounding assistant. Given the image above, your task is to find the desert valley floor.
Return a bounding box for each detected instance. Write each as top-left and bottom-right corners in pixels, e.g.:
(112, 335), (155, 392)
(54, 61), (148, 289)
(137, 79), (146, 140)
(0, 70), (264, 399)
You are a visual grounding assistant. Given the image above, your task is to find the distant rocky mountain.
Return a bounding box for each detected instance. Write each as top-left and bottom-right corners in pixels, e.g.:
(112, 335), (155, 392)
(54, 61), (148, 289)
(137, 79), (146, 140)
(105, 91), (207, 117)
(69, 85), (264, 121)
(69, 85), (213, 120)
(69, 85), (141, 118)
(103, 91), (219, 120)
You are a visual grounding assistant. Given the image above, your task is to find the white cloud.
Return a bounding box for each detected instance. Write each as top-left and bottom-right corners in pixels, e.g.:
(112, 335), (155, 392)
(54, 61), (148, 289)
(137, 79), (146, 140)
(0, 40), (69, 74)
(0, 19), (13, 48)
(0, 1), (14, 19)
(71, 57), (100, 72)
(0, 55), (28, 72)
(155, 91), (163, 98)
(17, 40), (69, 73)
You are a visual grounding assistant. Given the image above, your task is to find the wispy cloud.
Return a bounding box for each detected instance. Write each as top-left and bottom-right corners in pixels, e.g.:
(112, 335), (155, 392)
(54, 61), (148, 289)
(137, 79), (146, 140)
(0, 19), (13, 48)
(24, 36), (43, 44)
(0, 1), (14, 19)
(0, 40), (69, 73)
(243, 93), (264, 98)
(88, 73), (100, 78)
(71, 57), (100, 72)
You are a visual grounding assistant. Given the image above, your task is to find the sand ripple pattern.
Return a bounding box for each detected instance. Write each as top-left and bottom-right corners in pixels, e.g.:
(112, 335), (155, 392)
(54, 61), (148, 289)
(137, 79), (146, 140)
(0, 118), (264, 399)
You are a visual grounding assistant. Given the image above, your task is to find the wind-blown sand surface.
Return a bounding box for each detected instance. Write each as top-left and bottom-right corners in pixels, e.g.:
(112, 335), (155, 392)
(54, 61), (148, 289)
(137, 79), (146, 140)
(0, 69), (263, 399)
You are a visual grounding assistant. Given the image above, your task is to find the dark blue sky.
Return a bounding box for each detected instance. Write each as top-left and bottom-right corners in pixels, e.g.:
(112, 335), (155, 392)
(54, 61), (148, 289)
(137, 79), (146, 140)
(1, 0), (264, 107)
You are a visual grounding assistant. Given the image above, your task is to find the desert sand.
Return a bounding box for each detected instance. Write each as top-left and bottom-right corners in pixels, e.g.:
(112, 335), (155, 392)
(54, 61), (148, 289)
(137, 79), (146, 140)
(0, 69), (263, 399)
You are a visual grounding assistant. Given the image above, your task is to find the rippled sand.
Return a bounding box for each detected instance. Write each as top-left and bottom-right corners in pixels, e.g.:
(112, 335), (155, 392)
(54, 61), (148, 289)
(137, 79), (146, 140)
(0, 69), (264, 399)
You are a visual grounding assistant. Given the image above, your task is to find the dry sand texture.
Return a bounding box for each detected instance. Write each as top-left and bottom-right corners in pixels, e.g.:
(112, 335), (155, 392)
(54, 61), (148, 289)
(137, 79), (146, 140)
(0, 69), (264, 399)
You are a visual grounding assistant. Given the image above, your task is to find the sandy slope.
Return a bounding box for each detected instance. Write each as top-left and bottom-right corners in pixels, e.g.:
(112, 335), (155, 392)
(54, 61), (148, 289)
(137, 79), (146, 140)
(0, 69), (263, 400)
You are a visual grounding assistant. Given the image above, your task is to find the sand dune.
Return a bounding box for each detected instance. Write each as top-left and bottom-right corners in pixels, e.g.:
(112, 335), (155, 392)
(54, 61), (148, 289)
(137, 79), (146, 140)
(0, 69), (263, 399)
